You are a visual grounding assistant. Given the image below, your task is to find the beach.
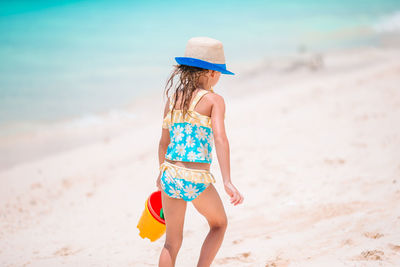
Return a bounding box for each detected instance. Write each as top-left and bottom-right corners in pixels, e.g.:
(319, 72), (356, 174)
(1, 44), (400, 266)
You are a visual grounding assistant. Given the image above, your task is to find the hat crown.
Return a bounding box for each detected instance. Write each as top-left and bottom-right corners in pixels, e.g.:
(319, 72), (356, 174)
(183, 37), (226, 65)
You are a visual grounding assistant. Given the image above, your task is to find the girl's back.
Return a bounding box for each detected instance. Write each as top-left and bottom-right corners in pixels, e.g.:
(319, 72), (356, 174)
(162, 88), (217, 171)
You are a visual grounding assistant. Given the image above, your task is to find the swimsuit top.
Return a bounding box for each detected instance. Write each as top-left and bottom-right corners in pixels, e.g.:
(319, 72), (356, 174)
(162, 88), (216, 163)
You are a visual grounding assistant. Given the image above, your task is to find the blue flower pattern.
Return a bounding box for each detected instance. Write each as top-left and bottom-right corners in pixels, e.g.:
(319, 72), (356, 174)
(165, 122), (213, 163)
(160, 169), (210, 201)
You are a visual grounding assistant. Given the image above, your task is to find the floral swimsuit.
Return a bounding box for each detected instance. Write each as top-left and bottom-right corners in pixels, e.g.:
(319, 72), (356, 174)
(160, 88), (216, 201)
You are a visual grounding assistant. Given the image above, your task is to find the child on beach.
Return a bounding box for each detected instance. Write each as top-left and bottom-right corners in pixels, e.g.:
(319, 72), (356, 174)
(156, 36), (244, 267)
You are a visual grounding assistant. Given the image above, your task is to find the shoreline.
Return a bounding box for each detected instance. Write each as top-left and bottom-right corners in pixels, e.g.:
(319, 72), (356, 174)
(0, 42), (400, 171)
(2, 28), (399, 138)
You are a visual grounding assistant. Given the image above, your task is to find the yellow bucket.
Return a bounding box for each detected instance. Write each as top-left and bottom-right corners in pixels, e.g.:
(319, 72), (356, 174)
(137, 190), (166, 242)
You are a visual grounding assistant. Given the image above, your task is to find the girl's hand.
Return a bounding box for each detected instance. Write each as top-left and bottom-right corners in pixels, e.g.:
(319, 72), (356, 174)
(224, 182), (244, 206)
(156, 173), (162, 190)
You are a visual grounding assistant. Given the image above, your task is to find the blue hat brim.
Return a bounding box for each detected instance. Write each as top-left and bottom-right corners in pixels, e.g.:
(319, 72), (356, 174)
(175, 57), (235, 75)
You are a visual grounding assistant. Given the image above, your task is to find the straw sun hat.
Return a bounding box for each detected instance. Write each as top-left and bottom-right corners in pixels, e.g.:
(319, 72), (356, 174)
(175, 36), (235, 75)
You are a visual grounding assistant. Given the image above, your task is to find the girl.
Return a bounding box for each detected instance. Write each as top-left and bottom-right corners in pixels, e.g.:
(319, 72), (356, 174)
(156, 36), (244, 267)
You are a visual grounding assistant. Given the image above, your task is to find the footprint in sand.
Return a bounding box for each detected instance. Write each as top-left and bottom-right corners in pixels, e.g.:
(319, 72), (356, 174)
(388, 243), (400, 252)
(33, 246), (82, 260)
(265, 255), (290, 267)
(341, 238), (354, 246)
(53, 246), (82, 257)
(358, 250), (384, 261)
(215, 252), (252, 264)
(363, 232), (384, 239)
(232, 239), (243, 245)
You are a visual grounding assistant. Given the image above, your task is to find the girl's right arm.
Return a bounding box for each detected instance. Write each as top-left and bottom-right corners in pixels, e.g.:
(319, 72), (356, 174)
(210, 93), (244, 206)
(156, 98), (171, 190)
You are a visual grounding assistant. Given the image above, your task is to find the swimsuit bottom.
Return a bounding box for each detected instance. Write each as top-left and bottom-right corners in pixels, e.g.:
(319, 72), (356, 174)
(159, 161), (216, 201)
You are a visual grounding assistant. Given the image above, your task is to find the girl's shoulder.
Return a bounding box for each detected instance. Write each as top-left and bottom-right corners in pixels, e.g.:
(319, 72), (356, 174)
(195, 89), (223, 103)
(200, 91), (226, 120)
(204, 91), (225, 108)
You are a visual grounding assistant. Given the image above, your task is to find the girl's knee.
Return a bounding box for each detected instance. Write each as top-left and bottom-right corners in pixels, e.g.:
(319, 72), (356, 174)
(164, 236), (183, 254)
(209, 214), (228, 231)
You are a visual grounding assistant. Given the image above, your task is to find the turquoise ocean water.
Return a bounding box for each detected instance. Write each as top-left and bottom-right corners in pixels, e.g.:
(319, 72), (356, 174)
(1, 0), (399, 136)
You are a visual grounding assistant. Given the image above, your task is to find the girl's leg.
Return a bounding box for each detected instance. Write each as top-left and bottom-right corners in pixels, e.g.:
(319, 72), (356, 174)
(191, 184), (228, 267)
(159, 190), (187, 267)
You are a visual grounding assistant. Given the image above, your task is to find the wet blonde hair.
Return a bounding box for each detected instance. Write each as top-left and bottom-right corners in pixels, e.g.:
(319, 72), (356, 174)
(164, 64), (209, 120)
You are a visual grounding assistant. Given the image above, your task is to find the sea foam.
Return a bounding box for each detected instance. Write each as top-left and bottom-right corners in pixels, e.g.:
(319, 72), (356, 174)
(373, 11), (400, 32)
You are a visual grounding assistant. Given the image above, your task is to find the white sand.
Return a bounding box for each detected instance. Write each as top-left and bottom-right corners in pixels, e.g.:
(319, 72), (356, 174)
(1, 46), (400, 266)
